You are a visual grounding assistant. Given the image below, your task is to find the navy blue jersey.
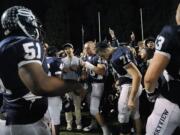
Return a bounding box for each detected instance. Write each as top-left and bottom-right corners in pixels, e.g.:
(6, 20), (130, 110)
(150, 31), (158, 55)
(155, 25), (180, 106)
(0, 36), (48, 125)
(110, 46), (136, 84)
(46, 57), (62, 77)
(84, 55), (107, 83)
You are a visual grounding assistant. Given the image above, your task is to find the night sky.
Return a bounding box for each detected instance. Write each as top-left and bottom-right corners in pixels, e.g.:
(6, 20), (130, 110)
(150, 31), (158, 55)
(0, 0), (179, 51)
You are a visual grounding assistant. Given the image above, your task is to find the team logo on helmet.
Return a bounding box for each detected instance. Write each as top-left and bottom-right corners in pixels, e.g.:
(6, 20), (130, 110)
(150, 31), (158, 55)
(1, 6), (42, 39)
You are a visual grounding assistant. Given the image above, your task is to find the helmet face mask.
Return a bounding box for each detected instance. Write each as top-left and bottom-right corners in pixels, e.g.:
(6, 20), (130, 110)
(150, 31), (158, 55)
(1, 6), (42, 40)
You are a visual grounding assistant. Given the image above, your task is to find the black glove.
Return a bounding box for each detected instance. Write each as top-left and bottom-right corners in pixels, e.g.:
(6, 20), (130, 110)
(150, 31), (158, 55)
(145, 88), (159, 103)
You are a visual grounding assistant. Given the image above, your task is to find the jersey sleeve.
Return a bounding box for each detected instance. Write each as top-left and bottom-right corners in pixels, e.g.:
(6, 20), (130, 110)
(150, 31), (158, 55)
(50, 58), (63, 76)
(155, 25), (174, 58)
(16, 39), (44, 68)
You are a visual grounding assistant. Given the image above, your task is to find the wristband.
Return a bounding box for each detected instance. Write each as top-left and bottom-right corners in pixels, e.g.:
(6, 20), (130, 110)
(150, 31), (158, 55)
(144, 88), (159, 103)
(144, 88), (154, 94)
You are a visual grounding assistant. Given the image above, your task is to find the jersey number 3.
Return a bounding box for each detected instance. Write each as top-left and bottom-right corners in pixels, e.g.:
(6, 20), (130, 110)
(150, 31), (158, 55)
(155, 36), (165, 50)
(23, 42), (41, 60)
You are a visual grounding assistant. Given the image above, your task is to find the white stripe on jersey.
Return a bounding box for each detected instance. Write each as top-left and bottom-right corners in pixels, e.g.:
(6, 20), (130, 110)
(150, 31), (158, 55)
(18, 60), (42, 68)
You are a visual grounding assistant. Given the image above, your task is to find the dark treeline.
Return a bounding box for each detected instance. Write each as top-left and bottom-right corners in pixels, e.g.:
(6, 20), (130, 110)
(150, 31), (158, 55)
(0, 0), (179, 49)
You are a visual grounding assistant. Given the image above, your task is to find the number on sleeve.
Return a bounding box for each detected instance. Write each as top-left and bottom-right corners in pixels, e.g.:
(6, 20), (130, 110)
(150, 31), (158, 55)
(155, 36), (165, 50)
(23, 42), (41, 60)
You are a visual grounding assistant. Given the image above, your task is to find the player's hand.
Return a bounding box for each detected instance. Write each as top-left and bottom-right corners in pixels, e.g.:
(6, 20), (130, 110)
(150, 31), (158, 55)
(127, 98), (135, 110)
(109, 27), (116, 39)
(130, 32), (135, 41)
(80, 59), (85, 67)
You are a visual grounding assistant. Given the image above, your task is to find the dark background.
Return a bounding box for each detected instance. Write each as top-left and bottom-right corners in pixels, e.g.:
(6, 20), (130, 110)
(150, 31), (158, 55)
(0, 0), (179, 50)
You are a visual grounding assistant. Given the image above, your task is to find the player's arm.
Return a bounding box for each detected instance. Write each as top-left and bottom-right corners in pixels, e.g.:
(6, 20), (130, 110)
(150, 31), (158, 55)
(82, 56), (107, 75)
(125, 62), (142, 109)
(17, 41), (83, 97)
(144, 52), (169, 93)
(109, 27), (120, 47)
(144, 26), (172, 93)
(83, 62), (106, 75)
(94, 63), (106, 75)
(119, 48), (141, 109)
(18, 63), (83, 97)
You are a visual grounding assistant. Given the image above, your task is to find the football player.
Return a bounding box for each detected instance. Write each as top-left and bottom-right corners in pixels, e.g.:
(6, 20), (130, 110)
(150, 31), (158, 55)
(46, 46), (63, 135)
(0, 6), (83, 135)
(82, 41), (111, 135)
(96, 42), (142, 135)
(144, 3), (180, 135)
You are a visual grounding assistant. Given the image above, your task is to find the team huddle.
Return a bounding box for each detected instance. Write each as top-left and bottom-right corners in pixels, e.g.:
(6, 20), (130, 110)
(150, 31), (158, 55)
(0, 4), (180, 135)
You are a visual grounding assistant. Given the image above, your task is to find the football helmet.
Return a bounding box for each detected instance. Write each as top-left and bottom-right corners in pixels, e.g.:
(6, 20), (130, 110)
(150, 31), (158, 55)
(1, 6), (42, 39)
